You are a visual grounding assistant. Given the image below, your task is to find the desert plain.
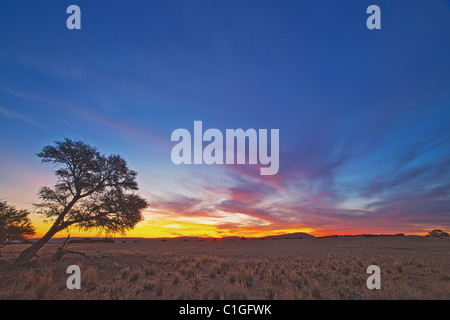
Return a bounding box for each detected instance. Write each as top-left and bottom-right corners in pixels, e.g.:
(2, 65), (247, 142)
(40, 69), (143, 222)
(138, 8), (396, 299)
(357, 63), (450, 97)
(0, 235), (448, 300)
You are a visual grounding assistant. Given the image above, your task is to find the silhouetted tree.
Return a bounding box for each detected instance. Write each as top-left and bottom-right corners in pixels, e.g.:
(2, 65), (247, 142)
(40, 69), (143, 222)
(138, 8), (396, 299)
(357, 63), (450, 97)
(0, 200), (35, 248)
(13, 138), (148, 266)
(427, 229), (449, 238)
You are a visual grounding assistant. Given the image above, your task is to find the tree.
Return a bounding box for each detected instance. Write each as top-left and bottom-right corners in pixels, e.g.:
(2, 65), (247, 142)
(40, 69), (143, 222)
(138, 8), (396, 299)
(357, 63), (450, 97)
(0, 200), (36, 248)
(427, 229), (449, 238)
(13, 138), (148, 266)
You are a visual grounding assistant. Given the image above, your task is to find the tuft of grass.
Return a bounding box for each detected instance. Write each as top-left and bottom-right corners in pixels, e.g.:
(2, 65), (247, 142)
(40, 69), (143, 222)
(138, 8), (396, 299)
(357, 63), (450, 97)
(16, 269), (36, 290)
(280, 286), (300, 300)
(130, 270), (141, 282)
(337, 286), (360, 300)
(224, 282), (248, 300)
(227, 272), (238, 284)
(264, 284), (276, 300)
(371, 282), (420, 300)
(288, 271), (305, 290)
(208, 286), (221, 300)
(342, 265), (351, 276)
(82, 267), (98, 291)
(144, 265), (156, 276)
(310, 285), (322, 300)
(120, 267), (130, 279)
(102, 279), (139, 300)
(191, 273), (201, 292)
(238, 268), (253, 287)
(155, 275), (165, 297)
(176, 286), (198, 300)
(394, 261), (404, 273)
(143, 280), (155, 291)
(172, 275), (180, 285)
(202, 290), (210, 300)
(415, 259), (425, 268)
(265, 268), (282, 286)
(35, 268), (53, 299)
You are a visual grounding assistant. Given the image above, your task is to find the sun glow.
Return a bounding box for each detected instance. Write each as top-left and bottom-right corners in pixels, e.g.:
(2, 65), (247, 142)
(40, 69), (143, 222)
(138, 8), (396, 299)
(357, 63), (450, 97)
(32, 212), (317, 239)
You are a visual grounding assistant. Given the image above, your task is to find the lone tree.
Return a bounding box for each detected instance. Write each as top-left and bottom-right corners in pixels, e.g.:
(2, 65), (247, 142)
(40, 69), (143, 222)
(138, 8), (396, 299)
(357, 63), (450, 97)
(0, 200), (36, 248)
(13, 138), (148, 266)
(427, 229), (449, 238)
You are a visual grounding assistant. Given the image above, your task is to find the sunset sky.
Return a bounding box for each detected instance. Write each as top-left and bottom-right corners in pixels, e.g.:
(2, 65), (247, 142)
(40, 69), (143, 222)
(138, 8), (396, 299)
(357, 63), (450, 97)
(1, 0), (449, 238)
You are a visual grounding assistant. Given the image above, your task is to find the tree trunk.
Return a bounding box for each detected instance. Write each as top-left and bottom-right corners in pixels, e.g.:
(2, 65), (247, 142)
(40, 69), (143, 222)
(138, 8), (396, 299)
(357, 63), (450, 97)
(12, 220), (61, 267)
(12, 198), (77, 268)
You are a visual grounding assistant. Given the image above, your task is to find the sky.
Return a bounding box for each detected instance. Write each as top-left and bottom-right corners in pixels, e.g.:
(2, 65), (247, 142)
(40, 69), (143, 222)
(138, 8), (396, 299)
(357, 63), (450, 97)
(0, 0), (449, 238)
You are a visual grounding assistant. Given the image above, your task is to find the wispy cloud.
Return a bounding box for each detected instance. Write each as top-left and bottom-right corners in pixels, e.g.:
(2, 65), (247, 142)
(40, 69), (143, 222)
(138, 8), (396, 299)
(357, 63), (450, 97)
(1, 86), (169, 148)
(0, 105), (46, 129)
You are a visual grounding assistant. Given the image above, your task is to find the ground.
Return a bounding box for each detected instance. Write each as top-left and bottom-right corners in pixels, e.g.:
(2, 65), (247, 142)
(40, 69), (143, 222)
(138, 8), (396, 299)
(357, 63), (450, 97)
(0, 236), (449, 300)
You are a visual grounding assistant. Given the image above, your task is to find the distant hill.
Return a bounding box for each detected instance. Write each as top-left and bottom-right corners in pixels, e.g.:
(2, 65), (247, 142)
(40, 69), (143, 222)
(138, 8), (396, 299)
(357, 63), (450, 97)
(258, 232), (316, 240)
(318, 233), (406, 238)
(216, 232), (315, 241)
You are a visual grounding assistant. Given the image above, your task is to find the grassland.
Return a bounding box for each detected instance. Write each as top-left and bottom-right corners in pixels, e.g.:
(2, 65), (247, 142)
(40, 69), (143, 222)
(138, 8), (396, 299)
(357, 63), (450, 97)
(0, 236), (448, 300)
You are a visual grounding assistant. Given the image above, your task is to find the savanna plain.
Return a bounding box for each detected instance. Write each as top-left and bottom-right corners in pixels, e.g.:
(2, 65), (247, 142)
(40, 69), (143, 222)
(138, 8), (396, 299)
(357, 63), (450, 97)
(0, 236), (448, 300)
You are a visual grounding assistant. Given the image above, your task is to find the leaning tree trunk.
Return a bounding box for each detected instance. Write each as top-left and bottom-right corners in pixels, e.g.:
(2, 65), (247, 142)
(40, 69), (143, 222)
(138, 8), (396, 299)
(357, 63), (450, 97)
(12, 218), (62, 267)
(12, 199), (76, 268)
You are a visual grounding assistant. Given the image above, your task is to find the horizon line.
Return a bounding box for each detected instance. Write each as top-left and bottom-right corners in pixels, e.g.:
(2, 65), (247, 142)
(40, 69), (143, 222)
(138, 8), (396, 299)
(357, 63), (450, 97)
(24, 231), (433, 241)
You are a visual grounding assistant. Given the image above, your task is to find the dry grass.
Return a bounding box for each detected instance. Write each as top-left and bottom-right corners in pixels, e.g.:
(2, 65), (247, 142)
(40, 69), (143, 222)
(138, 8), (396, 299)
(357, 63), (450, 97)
(82, 266), (98, 291)
(0, 236), (448, 300)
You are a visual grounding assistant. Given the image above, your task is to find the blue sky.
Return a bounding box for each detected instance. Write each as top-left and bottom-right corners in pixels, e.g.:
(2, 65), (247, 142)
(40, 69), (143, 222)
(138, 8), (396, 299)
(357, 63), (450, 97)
(0, 0), (449, 237)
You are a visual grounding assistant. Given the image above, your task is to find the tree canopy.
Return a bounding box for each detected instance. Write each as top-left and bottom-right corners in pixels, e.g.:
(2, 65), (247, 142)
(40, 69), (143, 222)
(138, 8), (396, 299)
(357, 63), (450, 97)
(0, 200), (35, 247)
(427, 229), (449, 238)
(34, 138), (147, 235)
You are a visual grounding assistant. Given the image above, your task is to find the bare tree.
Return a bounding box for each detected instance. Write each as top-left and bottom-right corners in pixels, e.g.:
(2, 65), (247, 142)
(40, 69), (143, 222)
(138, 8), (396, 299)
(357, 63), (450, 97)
(12, 138), (148, 267)
(0, 200), (35, 248)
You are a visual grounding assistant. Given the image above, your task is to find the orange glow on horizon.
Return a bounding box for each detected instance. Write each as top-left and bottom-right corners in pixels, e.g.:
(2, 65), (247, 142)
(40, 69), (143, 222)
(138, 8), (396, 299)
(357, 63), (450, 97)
(31, 216), (429, 239)
(31, 215), (318, 239)
(29, 210), (432, 240)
